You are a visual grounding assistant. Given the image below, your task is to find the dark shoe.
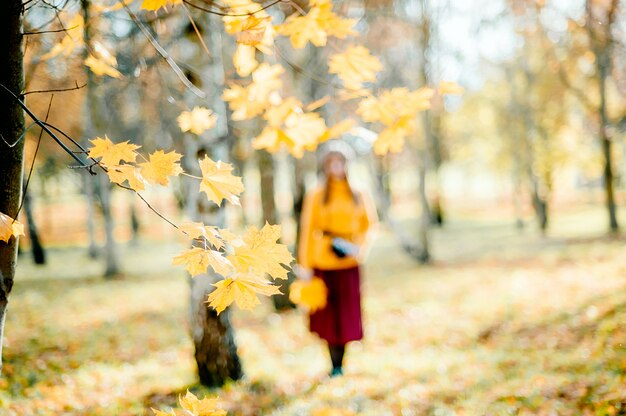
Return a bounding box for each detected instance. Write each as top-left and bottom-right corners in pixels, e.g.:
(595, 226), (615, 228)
(330, 367), (343, 377)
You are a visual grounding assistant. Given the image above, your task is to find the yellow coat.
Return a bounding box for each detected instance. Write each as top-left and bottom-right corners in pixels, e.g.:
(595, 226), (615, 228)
(298, 178), (377, 271)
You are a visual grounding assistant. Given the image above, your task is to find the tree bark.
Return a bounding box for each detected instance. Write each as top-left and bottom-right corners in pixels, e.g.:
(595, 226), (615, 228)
(0, 0), (25, 372)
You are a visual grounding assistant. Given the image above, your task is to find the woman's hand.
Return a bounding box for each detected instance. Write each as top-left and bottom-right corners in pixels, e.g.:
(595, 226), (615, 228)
(294, 264), (314, 282)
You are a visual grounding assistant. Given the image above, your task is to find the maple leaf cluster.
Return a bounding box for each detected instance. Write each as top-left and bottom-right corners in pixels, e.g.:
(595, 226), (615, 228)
(87, 136), (293, 314)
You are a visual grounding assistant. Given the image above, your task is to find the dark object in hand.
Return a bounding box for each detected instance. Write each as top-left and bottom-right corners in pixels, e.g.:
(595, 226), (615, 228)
(331, 238), (359, 258)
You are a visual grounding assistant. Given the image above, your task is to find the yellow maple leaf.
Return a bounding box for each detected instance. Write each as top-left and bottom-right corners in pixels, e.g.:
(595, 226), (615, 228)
(227, 223), (293, 280)
(198, 156), (245, 206)
(277, 0), (356, 49)
(151, 408), (176, 416)
(329, 45), (383, 90)
(178, 222), (224, 249)
(85, 54), (122, 78)
(141, 0), (181, 11)
(233, 44), (258, 77)
(253, 111), (326, 157)
(106, 164), (147, 191)
(223, 63), (284, 120)
(172, 247), (234, 277)
(263, 97), (302, 128)
(88, 136), (140, 167)
(207, 274), (281, 314)
(138, 150), (183, 186)
(177, 107), (217, 135)
(0, 212), (25, 243)
(372, 116), (416, 155)
(289, 277), (328, 313)
(179, 391), (226, 416)
(438, 80), (464, 95)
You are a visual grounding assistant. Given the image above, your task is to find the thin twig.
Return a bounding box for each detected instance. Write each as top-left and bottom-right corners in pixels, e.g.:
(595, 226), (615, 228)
(23, 24), (80, 36)
(120, 0), (206, 98)
(182, 3), (211, 58)
(23, 81), (86, 96)
(0, 83), (88, 167)
(182, 0), (284, 17)
(14, 95), (54, 222)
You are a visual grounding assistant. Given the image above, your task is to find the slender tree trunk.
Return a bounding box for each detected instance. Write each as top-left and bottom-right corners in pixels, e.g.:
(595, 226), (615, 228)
(23, 190), (46, 264)
(258, 151), (293, 310)
(0, 0), (25, 372)
(586, 0), (619, 232)
(598, 56), (618, 232)
(84, 175), (99, 258)
(82, 0), (121, 274)
(258, 150), (278, 225)
(416, 161), (431, 263)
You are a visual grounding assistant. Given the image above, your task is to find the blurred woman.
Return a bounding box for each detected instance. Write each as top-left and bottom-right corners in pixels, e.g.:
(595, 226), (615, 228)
(297, 141), (377, 377)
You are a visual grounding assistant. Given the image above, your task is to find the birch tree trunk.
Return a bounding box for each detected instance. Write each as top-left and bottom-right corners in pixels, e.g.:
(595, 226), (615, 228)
(81, 0), (120, 275)
(0, 0), (25, 372)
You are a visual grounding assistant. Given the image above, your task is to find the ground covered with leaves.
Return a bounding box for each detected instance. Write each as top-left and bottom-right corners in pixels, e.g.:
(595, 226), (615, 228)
(2, 208), (626, 415)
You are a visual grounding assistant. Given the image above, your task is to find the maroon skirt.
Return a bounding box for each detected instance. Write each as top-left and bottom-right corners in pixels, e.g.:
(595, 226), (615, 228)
(309, 266), (363, 345)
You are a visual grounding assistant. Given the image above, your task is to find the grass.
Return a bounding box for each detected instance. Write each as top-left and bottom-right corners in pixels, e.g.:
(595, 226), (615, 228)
(2, 205), (626, 415)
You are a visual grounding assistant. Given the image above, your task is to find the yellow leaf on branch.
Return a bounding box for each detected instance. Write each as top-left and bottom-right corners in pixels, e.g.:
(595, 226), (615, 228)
(253, 110), (327, 157)
(0, 212), (25, 243)
(223, 63), (284, 120)
(207, 274), (281, 314)
(88, 136), (140, 167)
(172, 247), (234, 277)
(141, 0), (181, 11)
(329, 45), (383, 90)
(106, 164), (147, 191)
(372, 116), (416, 155)
(227, 223), (293, 280)
(357, 87), (433, 155)
(85, 54), (122, 79)
(177, 107), (217, 135)
(233, 44), (258, 77)
(178, 222), (224, 249)
(198, 156), (245, 206)
(138, 150), (183, 186)
(277, 0), (356, 49)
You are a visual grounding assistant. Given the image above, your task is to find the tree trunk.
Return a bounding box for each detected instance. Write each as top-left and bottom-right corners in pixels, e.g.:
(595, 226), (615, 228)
(529, 177), (548, 234)
(23, 190), (46, 264)
(0, 0), (25, 372)
(84, 175), (99, 258)
(184, 141), (244, 386)
(100, 176), (120, 277)
(416, 161), (431, 263)
(190, 274), (242, 386)
(258, 151), (293, 310)
(598, 56), (618, 232)
(82, 0), (121, 273)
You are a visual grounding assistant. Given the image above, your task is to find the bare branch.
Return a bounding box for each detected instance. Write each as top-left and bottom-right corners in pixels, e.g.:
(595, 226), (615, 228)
(23, 81), (86, 96)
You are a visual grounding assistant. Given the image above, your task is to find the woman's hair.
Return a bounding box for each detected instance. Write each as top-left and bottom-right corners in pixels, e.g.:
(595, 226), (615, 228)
(322, 150), (360, 205)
